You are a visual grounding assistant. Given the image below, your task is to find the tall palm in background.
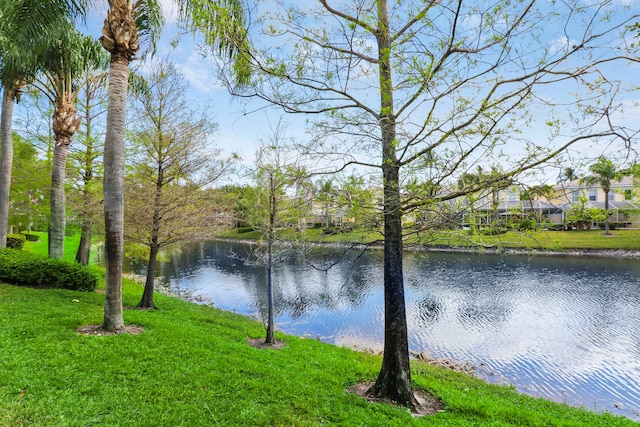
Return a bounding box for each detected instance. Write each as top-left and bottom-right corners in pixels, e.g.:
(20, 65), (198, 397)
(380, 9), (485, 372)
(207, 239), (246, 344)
(0, 0), (88, 248)
(31, 23), (106, 259)
(0, 9), (36, 248)
(3, 0), (250, 331)
(582, 156), (619, 236)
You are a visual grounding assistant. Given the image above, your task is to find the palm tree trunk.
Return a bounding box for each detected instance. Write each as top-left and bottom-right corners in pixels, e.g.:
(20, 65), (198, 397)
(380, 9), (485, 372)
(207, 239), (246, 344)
(604, 190), (611, 235)
(0, 88), (16, 248)
(102, 53), (130, 331)
(100, 0), (140, 332)
(49, 142), (69, 258)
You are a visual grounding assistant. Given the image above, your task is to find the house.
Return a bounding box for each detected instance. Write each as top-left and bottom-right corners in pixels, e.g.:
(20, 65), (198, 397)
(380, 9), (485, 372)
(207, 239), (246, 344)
(450, 176), (640, 230)
(547, 177), (640, 229)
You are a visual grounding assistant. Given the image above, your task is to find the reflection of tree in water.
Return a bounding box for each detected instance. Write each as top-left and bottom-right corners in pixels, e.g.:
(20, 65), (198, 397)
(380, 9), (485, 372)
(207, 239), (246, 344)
(158, 240), (261, 278)
(414, 297), (442, 325)
(405, 251), (517, 331)
(453, 266), (517, 331)
(236, 244), (382, 319)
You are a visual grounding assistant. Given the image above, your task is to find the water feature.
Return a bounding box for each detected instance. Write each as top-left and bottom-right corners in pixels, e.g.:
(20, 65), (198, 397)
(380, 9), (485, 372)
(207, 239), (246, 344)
(132, 239), (640, 420)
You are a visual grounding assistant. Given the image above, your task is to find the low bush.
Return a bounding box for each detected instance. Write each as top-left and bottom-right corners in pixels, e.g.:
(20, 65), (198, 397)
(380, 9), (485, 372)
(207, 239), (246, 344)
(21, 232), (40, 242)
(6, 234), (26, 249)
(0, 249), (98, 291)
(236, 226), (255, 234)
(480, 227), (507, 236)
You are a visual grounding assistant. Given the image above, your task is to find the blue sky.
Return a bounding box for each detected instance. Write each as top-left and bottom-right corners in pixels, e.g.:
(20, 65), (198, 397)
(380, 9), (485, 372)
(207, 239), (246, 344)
(77, 1), (640, 184)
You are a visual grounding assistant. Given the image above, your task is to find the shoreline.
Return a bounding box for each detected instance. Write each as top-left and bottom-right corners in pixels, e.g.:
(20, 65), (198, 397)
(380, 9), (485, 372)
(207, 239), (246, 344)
(214, 236), (640, 259)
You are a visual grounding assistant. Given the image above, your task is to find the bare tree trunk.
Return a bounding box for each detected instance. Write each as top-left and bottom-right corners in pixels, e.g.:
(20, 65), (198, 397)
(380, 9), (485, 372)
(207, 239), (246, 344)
(49, 142), (69, 258)
(75, 99), (96, 266)
(75, 221), (92, 265)
(368, 0), (417, 408)
(138, 244), (159, 309)
(368, 148), (417, 408)
(265, 173), (276, 344)
(0, 88), (15, 248)
(102, 53), (129, 331)
(266, 239), (275, 344)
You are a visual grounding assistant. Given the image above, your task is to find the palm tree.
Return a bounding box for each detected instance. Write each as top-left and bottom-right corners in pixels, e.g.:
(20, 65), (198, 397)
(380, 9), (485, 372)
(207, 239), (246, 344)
(30, 23), (106, 259)
(99, 0), (250, 331)
(581, 156), (619, 236)
(0, 1), (88, 248)
(0, 9), (32, 248)
(560, 166), (578, 183)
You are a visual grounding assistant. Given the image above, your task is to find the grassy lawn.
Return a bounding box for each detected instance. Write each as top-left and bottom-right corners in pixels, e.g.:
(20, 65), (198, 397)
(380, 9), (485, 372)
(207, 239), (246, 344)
(1, 279), (637, 426)
(419, 229), (640, 251)
(217, 227), (640, 252)
(0, 234), (637, 426)
(21, 232), (82, 261)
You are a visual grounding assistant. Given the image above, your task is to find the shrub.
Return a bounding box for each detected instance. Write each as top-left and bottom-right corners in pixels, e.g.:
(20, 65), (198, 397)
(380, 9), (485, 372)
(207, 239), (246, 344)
(480, 227), (507, 236)
(0, 249), (98, 291)
(21, 232), (40, 242)
(516, 218), (538, 231)
(6, 234), (26, 249)
(236, 226), (255, 234)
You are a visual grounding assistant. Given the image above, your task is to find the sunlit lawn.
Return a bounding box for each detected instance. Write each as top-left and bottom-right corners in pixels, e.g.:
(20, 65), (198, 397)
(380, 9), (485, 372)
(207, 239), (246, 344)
(216, 227), (640, 251)
(1, 278), (636, 426)
(1, 230), (638, 425)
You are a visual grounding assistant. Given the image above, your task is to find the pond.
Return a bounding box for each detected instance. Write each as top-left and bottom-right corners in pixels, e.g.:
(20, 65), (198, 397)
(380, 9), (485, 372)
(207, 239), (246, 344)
(129, 239), (640, 420)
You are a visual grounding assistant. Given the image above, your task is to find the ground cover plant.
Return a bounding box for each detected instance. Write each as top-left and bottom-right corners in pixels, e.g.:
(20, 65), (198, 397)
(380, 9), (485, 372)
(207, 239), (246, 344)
(0, 277), (637, 425)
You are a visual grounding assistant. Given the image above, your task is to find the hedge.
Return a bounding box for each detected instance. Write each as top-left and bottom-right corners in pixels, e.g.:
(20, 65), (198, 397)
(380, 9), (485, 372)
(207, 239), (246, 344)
(6, 234), (26, 249)
(0, 249), (98, 291)
(21, 232), (40, 242)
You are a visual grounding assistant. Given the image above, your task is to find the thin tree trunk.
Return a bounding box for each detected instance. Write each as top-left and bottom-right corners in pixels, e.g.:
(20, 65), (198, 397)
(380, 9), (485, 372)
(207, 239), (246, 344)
(75, 221), (92, 265)
(0, 88), (15, 248)
(604, 190), (611, 235)
(137, 176), (163, 309)
(137, 159), (164, 308)
(368, 0), (417, 408)
(266, 173), (276, 344)
(266, 239), (275, 344)
(138, 244), (159, 309)
(76, 95), (95, 266)
(102, 54), (129, 331)
(49, 142), (69, 258)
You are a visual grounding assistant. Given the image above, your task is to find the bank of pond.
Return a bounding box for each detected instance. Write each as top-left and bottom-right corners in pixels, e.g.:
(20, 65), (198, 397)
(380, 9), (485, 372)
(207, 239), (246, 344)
(127, 239), (640, 422)
(0, 275), (636, 426)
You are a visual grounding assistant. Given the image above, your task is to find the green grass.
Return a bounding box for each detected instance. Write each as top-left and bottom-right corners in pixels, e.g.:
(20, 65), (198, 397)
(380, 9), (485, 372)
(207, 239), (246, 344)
(22, 232), (82, 261)
(0, 280), (636, 425)
(2, 232), (637, 425)
(217, 227), (640, 252)
(419, 229), (640, 251)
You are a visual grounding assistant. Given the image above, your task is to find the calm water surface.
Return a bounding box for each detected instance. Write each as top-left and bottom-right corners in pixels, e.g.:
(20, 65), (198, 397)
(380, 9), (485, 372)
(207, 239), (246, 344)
(135, 240), (640, 420)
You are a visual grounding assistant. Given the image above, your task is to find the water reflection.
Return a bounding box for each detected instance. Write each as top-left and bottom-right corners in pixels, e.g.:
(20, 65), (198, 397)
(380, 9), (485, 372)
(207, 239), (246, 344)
(131, 240), (640, 420)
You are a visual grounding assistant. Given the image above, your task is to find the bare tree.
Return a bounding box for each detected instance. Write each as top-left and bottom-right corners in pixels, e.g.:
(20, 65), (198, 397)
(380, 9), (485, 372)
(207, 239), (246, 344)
(241, 123), (308, 344)
(126, 60), (230, 310)
(69, 62), (109, 265)
(226, 0), (638, 409)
